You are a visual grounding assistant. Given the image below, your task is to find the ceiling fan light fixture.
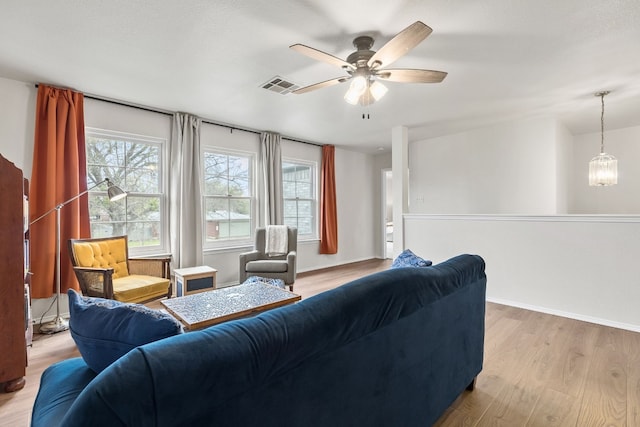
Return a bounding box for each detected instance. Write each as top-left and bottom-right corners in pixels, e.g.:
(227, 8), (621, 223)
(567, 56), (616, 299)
(344, 87), (362, 105)
(344, 75), (368, 104)
(369, 81), (388, 101)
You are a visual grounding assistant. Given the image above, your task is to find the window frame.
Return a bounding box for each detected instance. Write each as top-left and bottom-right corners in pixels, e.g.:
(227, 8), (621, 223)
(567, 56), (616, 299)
(282, 157), (318, 240)
(201, 146), (256, 250)
(84, 127), (169, 257)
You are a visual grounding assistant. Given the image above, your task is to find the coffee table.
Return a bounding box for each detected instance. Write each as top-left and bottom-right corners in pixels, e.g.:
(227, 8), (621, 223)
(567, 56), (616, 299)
(160, 281), (301, 331)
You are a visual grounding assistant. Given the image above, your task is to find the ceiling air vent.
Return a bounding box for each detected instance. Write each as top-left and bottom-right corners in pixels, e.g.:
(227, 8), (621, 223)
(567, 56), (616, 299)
(261, 76), (299, 95)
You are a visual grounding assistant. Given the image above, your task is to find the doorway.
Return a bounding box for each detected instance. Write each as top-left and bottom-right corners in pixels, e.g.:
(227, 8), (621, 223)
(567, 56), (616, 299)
(382, 169), (393, 259)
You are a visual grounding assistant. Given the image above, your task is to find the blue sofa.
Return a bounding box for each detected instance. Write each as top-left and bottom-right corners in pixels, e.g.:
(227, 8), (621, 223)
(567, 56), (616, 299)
(32, 254), (486, 427)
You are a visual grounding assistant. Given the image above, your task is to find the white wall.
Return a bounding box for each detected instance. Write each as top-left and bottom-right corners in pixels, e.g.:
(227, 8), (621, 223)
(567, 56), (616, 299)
(404, 214), (640, 332)
(84, 98), (173, 139)
(0, 77), (36, 175)
(373, 152), (392, 258)
(570, 125), (640, 213)
(409, 117), (559, 214)
(555, 121), (573, 214)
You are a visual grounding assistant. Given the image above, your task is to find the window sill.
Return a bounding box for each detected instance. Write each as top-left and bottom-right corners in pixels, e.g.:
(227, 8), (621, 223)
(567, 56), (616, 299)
(203, 244), (254, 255)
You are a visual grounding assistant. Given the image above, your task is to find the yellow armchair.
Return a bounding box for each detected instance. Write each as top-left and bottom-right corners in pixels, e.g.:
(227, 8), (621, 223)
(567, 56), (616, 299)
(68, 236), (171, 303)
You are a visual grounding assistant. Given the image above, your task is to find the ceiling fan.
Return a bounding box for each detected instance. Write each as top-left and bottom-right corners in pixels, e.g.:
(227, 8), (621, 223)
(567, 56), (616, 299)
(290, 21), (447, 106)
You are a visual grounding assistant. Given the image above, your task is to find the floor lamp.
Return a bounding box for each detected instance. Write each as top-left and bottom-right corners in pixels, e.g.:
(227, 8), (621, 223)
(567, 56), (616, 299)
(30, 178), (127, 334)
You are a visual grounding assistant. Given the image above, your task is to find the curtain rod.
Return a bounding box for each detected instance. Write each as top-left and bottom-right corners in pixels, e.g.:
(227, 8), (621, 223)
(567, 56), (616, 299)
(34, 84), (323, 148)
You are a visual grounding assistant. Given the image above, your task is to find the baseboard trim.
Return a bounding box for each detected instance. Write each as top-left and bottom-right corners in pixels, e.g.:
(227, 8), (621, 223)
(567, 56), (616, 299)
(487, 297), (640, 333)
(297, 257), (385, 277)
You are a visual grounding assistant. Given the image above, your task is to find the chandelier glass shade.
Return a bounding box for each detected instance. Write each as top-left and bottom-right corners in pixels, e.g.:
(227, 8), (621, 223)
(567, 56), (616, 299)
(589, 152), (618, 186)
(588, 91), (617, 186)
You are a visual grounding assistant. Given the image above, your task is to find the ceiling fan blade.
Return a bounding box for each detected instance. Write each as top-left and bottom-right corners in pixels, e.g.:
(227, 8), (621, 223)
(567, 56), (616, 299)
(290, 44), (355, 70)
(376, 69), (447, 83)
(367, 21), (433, 69)
(292, 76), (350, 94)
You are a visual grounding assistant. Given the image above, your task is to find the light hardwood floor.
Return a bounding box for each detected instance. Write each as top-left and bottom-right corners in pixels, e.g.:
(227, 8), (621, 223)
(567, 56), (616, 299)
(2, 259), (639, 426)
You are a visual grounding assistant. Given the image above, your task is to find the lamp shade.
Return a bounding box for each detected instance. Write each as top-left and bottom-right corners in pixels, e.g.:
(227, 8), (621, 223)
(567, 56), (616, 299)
(589, 152), (618, 186)
(106, 179), (127, 201)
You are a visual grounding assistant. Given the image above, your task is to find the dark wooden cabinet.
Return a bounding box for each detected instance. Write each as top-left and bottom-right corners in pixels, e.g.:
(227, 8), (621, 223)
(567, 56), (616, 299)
(0, 154), (28, 393)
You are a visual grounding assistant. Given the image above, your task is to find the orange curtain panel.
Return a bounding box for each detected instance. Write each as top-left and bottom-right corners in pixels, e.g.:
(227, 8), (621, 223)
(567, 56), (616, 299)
(319, 145), (338, 254)
(29, 85), (89, 298)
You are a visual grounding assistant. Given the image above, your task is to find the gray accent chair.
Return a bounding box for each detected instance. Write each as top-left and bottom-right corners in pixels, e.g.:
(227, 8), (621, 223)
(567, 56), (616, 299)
(239, 227), (297, 291)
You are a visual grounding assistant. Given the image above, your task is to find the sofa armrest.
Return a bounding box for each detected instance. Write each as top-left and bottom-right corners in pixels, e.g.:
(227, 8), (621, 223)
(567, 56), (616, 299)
(239, 250), (261, 283)
(287, 251), (297, 283)
(239, 250), (261, 264)
(72, 267), (115, 299)
(129, 256), (171, 279)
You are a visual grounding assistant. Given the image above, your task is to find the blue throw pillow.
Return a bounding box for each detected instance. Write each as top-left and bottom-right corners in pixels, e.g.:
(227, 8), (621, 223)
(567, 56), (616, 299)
(67, 289), (183, 373)
(391, 249), (433, 269)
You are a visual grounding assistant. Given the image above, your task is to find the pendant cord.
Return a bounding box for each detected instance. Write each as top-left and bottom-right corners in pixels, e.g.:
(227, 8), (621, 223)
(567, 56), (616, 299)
(600, 93), (605, 154)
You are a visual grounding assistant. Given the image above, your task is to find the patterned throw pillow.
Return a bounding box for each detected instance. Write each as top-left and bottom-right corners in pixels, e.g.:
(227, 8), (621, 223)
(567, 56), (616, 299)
(390, 249), (433, 269)
(67, 289), (183, 373)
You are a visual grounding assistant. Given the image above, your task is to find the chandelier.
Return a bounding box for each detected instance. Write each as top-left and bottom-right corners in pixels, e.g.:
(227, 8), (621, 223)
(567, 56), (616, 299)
(588, 91), (617, 186)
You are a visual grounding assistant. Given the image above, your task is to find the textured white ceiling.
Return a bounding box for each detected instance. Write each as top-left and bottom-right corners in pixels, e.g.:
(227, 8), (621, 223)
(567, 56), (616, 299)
(1, 0), (639, 152)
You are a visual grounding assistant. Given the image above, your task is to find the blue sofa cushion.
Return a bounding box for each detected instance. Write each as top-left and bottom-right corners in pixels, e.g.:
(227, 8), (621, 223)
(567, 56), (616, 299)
(31, 357), (96, 427)
(391, 249), (433, 268)
(67, 289), (183, 373)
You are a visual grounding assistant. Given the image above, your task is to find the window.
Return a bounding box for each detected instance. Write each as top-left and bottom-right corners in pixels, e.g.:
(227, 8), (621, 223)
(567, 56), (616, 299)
(202, 149), (254, 247)
(283, 160), (316, 237)
(85, 129), (167, 254)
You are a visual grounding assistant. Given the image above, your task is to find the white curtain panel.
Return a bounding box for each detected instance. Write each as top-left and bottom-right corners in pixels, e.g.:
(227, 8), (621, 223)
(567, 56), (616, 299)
(261, 132), (284, 225)
(170, 112), (203, 268)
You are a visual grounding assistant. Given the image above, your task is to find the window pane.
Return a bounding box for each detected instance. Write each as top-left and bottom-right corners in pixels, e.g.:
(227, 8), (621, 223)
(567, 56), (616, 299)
(296, 165), (310, 181)
(126, 167), (159, 194)
(282, 160), (316, 237)
(284, 217), (298, 229)
(90, 222), (126, 238)
(229, 198), (251, 239)
(204, 197), (230, 240)
(126, 196), (160, 222)
(204, 175), (229, 196)
(230, 176), (250, 197)
(87, 138), (125, 168)
(203, 153), (229, 196)
(202, 150), (253, 245)
(298, 217), (313, 235)
(87, 166), (126, 188)
(283, 181), (296, 198)
(284, 200), (297, 217)
(204, 153), (229, 176)
(297, 200), (312, 216)
(86, 130), (165, 252)
(228, 155), (249, 178)
(296, 182), (312, 198)
(127, 222), (161, 247)
(282, 162), (296, 176)
(89, 194), (126, 222)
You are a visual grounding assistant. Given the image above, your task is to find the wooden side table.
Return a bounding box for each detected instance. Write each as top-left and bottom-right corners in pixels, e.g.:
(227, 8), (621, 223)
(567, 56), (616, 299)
(173, 266), (217, 297)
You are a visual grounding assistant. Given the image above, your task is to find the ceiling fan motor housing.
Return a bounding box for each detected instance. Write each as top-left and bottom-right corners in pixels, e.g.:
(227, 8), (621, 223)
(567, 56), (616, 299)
(347, 36), (376, 68)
